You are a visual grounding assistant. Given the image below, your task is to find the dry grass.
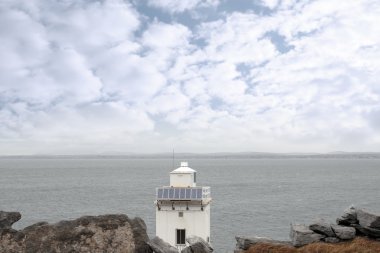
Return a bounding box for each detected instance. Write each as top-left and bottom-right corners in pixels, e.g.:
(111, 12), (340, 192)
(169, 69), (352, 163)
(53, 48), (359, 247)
(245, 237), (380, 253)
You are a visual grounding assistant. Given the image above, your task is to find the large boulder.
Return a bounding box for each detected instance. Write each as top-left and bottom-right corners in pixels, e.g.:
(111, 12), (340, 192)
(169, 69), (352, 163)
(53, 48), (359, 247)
(0, 211), (152, 253)
(331, 225), (356, 240)
(309, 218), (335, 237)
(181, 235), (213, 253)
(148, 236), (178, 253)
(357, 209), (380, 229)
(336, 205), (358, 226)
(352, 224), (380, 238)
(290, 224), (325, 247)
(0, 211), (21, 231)
(235, 236), (291, 251)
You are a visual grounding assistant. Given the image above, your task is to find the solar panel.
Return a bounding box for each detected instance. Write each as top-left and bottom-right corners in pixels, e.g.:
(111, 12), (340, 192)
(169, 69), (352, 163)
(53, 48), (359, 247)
(157, 189), (163, 198)
(180, 188), (185, 199)
(163, 188), (169, 198)
(169, 188), (174, 199)
(185, 188), (191, 199)
(191, 189), (197, 198)
(156, 187), (209, 200)
(196, 188), (202, 199)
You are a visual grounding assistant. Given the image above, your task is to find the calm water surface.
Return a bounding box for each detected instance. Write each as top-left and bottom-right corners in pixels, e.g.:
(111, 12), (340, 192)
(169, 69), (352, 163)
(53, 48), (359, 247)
(0, 158), (379, 252)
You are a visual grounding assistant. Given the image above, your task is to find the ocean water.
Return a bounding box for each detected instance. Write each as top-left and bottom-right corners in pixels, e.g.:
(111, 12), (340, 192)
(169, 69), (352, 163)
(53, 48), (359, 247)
(0, 157), (379, 252)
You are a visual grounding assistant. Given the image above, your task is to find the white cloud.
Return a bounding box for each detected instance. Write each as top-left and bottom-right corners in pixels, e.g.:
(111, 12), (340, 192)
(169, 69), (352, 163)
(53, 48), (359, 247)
(261, 0), (280, 9)
(161, 0), (380, 152)
(141, 22), (193, 70)
(1, 0), (380, 154)
(146, 0), (219, 13)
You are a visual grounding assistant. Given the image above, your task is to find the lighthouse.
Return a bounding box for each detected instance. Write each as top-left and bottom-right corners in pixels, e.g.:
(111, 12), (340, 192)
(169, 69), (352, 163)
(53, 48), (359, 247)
(155, 162), (211, 250)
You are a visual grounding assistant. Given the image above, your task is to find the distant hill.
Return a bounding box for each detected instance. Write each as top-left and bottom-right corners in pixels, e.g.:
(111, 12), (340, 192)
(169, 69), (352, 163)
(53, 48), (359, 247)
(1, 152), (380, 159)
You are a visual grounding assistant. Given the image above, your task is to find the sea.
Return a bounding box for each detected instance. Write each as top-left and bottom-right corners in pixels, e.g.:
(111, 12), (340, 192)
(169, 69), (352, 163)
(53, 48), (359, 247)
(0, 155), (379, 252)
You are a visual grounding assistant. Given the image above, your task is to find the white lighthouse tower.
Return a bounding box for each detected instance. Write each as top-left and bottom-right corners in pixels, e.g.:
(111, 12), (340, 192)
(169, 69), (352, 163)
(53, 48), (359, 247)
(155, 162), (211, 250)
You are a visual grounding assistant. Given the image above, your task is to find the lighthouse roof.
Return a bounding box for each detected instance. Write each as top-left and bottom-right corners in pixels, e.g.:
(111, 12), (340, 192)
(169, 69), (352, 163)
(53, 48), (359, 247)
(170, 161), (196, 174)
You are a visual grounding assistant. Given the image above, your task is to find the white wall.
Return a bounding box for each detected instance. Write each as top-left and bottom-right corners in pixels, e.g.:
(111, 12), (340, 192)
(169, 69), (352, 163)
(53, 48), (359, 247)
(170, 173), (195, 187)
(156, 203), (211, 247)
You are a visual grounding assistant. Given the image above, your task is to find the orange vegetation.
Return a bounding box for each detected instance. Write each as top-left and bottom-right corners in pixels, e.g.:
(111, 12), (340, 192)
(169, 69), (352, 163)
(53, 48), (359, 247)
(245, 237), (380, 253)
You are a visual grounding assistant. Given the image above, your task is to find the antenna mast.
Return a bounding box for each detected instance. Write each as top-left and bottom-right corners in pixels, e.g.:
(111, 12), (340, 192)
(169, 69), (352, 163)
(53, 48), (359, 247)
(172, 149), (174, 169)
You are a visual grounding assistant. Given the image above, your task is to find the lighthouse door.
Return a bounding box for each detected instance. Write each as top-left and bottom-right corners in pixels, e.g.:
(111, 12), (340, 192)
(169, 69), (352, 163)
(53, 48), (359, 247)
(176, 229), (186, 245)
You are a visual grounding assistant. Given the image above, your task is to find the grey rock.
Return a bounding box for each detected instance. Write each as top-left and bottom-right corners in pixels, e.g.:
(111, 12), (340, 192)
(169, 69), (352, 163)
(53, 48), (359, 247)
(309, 218), (335, 237)
(148, 236), (178, 253)
(324, 237), (340, 243)
(290, 224), (325, 247)
(357, 209), (380, 229)
(331, 225), (356, 240)
(0, 211), (21, 231)
(235, 236), (291, 250)
(182, 235), (213, 253)
(336, 205), (358, 225)
(352, 224), (380, 238)
(182, 246), (193, 253)
(131, 217), (152, 253)
(0, 212), (152, 253)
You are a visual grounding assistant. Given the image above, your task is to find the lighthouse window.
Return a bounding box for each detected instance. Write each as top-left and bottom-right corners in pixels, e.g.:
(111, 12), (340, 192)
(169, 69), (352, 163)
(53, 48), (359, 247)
(194, 172), (196, 183)
(176, 229), (186, 245)
(178, 211), (183, 217)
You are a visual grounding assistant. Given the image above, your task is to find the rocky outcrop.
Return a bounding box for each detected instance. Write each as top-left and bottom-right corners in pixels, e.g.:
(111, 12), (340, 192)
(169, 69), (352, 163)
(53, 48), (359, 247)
(336, 205), (358, 226)
(352, 224), (380, 238)
(331, 225), (356, 240)
(0, 211), (21, 231)
(235, 236), (291, 252)
(357, 209), (380, 229)
(147, 236), (178, 253)
(237, 206), (380, 252)
(309, 218), (335, 237)
(0, 211), (152, 253)
(290, 224), (325, 247)
(181, 236), (213, 253)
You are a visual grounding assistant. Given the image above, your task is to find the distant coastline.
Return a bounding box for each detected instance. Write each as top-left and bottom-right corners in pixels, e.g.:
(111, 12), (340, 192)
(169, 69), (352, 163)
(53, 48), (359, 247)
(1, 152), (380, 159)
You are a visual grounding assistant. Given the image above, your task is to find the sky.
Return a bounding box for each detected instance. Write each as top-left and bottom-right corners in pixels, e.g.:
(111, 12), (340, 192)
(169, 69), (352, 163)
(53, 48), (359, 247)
(0, 0), (380, 155)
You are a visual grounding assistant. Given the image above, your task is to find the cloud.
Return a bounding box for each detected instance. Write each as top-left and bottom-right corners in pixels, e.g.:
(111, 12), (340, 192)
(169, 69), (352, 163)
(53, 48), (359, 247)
(0, 0), (157, 154)
(261, 0), (280, 10)
(146, 0), (220, 13)
(1, 0), (380, 154)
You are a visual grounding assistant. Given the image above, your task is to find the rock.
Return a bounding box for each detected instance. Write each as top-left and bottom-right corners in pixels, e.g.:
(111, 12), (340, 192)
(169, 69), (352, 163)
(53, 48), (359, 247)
(324, 237), (340, 243)
(182, 246), (193, 253)
(131, 217), (152, 253)
(0, 211), (152, 253)
(147, 236), (178, 253)
(352, 224), (380, 238)
(357, 209), (380, 229)
(290, 224), (325, 247)
(0, 211), (21, 231)
(309, 218), (335, 237)
(182, 235), (213, 253)
(331, 225), (356, 240)
(336, 205), (358, 225)
(235, 236), (292, 250)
